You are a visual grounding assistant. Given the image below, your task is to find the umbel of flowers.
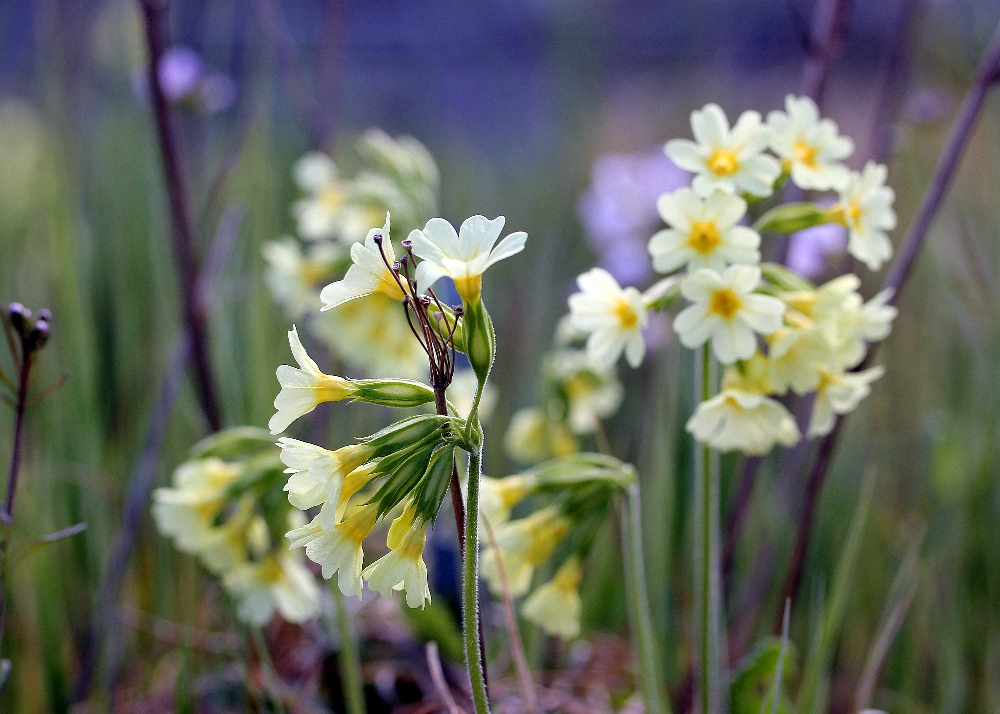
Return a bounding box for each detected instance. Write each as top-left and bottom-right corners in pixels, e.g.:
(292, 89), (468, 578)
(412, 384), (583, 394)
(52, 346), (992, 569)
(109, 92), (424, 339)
(479, 453), (636, 640)
(567, 95), (897, 455)
(263, 131), (442, 379)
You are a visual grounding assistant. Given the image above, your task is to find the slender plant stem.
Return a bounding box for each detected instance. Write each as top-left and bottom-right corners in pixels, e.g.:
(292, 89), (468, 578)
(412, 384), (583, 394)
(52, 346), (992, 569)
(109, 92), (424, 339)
(0, 349), (33, 669)
(621, 483), (668, 714)
(138, 0), (222, 431)
(695, 343), (722, 714)
(335, 587), (366, 714)
(464, 446), (491, 714)
(774, 16), (1000, 622)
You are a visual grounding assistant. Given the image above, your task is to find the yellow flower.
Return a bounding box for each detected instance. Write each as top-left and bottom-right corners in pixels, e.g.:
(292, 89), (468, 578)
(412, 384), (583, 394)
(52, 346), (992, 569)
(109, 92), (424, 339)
(269, 325), (357, 434)
(362, 513), (431, 609)
(521, 557), (583, 640)
(223, 553), (320, 626)
(480, 507), (571, 597)
(320, 214), (406, 309)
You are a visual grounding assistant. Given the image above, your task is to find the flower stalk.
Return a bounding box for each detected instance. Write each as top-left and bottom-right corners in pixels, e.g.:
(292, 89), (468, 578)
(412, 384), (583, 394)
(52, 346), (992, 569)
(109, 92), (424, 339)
(464, 446), (491, 714)
(334, 587), (367, 714)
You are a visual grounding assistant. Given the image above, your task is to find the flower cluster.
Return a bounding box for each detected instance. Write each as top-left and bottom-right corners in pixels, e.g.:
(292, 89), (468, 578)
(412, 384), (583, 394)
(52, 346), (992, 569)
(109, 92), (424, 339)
(152, 429), (321, 626)
(264, 131), (441, 378)
(479, 454), (635, 639)
(567, 96), (897, 454)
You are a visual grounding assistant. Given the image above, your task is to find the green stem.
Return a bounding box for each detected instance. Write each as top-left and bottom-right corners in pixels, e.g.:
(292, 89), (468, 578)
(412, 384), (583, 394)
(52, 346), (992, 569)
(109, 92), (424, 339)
(335, 587), (367, 714)
(250, 627), (288, 714)
(464, 446), (491, 714)
(621, 483), (669, 714)
(695, 343), (723, 714)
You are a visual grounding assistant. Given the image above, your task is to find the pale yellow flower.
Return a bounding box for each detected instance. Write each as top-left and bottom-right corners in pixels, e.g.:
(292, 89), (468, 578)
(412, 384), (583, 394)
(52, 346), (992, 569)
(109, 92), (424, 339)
(521, 557), (583, 640)
(767, 95), (853, 191)
(568, 268), (648, 368)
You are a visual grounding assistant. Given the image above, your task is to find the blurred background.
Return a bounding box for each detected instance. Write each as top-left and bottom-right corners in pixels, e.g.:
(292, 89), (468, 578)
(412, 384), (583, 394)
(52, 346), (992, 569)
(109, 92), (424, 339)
(1, 0), (1000, 711)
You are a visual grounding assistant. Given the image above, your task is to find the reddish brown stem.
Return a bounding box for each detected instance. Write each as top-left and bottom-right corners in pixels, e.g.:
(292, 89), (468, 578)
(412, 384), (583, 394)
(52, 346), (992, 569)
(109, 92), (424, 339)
(139, 0), (222, 432)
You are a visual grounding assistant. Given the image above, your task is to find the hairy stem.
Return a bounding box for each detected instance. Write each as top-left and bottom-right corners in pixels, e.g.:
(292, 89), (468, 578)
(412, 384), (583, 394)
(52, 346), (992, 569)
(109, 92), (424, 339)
(335, 588), (367, 714)
(621, 483), (668, 714)
(464, 447), (491, 714)
(138, 0), (222, 431)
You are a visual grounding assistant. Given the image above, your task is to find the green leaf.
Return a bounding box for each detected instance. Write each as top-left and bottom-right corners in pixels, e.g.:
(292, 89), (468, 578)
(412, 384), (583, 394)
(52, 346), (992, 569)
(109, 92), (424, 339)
(730, 635), (798, 714)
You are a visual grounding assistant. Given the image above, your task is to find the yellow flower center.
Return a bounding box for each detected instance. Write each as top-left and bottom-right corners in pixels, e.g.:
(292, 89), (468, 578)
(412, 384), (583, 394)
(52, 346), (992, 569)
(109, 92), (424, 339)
(793, 139), (818, 167)
(258, 556), (285, 584)
(526, 518), (569, 565)
(815, 367), (836, 394)
(687, 220), (723, 255)
(318, 185), (345, 212)
(614, 298), (639, 329)
(781, 291), (816, 317)
(317, 375), (357, 405)
(847, 200), (863, 227)
(707, 148), (738, 176)
(708, 289), (743, 319)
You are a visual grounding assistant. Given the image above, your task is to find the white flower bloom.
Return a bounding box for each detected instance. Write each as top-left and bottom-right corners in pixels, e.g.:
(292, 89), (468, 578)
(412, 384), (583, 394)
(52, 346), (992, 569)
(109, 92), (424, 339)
(568, 268), (648, 368)
(767, 325), (834, 395)
(550, 349), (624, 434)
(278, 439), (372, 511)
(152, 458), (241, 554)
(320, 214), (406, 309)
(262, 238), (339, 319)
(292, 503), (379, 597)
(521, 557), (583, 640)
(362, 518), (431, 609)
(767, 95), (854, 191)
(808, 365), (885, 437)
(830, 288), (898, 368)
(673, 265), (785, 364)
(410, 215), (527, 303)
(269, 326), (357, 434)
(197, 495), (256, 575)
(687, 388), (800, 454)
(480, 475), (532, 528)
(666, 104), (781, 198)
(834, 162), (896, 271)
(648, 188), (760, 274)
(223, 554), (320, 626)
(480, 507), (570, 597)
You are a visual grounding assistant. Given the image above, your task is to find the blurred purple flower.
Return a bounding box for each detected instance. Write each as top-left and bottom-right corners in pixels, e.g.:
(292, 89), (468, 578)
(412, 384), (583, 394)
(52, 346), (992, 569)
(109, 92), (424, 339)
(158, 47), (203, 101)
(578, 150), (688, 285)
(132, 46), (236, 114)
(786, 223), (847, 279)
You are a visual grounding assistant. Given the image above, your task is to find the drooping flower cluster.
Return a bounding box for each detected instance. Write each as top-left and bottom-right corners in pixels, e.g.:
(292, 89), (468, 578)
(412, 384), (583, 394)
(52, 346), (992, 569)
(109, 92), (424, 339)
(152, 429), (321, 626)
(264, 131), (441, 378)
(479, 454), (635, 639)
(566, 96), (897, 454)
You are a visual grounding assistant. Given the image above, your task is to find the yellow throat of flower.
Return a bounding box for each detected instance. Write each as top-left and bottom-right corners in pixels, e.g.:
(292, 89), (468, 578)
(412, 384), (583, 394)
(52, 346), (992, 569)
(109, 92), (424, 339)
(708, 288), (743, 319)
(316, 375), (357, 405)
(793, 139), (818, 168)
(453, 274), (482, 304)
(707, 148), (738, 176)
(338, 503), (379, 544)
(687, 220), (723, 255)
(614, 298), (639, 329)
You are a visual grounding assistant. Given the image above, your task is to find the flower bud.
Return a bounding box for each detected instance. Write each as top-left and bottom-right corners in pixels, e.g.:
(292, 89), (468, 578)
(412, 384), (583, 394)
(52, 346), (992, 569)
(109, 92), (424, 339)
(7, 303), (29, 335)
(353, 379), (435, 409)
(462, 298), (495, 384)
(363, 415), (451, 457)
(753, 202), (830, 235)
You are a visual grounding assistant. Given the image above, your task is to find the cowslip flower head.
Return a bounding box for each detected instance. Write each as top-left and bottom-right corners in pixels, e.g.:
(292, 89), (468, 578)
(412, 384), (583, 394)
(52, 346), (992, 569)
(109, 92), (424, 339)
(767, 95), (854, 191)
(568, 268), (648, 368)
(480, 474), (533, 527)
(521, 557), (583, 640)
(808, 365), (885, 437)
(293, 502), (379, 596)
(767, 325), (833, 395)
(503, 407), (580, 465)
(362, 511), (431, 609)
(152, 458), (242, 553)
(648, 188), (761, 274)
(480, 507), (571, 597)
(666, 104), (781, 198)
(223, 553), (320, 626)
(551, 350), (624, 434)
(269, 326), (357, 434)
(320, 214), (406, 309)
(832, 162), (896, 271)
(673, 265), (785, 364)
(410, 215), (527, 304)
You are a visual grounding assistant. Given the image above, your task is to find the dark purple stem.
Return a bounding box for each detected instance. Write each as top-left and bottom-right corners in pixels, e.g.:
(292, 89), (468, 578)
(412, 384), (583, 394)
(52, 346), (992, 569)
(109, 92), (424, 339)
(139, 0), (222, 432)
(774, 17), (1000, 627)
(4, 355), (31, 521)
